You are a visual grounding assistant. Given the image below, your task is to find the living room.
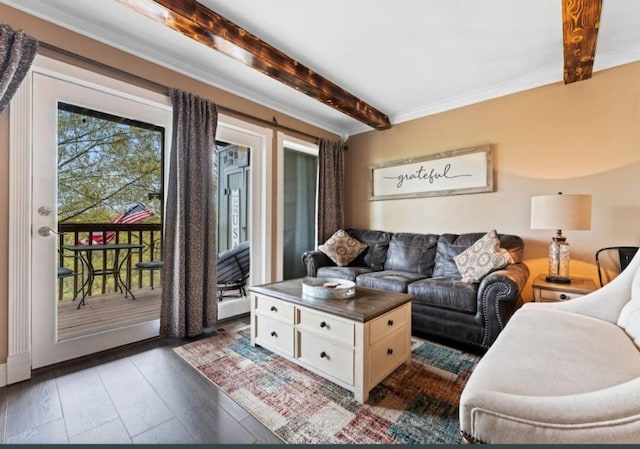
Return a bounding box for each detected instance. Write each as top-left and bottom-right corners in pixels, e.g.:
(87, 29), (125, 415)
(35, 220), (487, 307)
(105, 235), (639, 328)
(1, 0), (639, 445)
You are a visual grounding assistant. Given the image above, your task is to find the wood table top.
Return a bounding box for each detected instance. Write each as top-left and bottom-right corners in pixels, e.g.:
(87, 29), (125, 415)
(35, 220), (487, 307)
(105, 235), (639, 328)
(248, 278), (414, 322)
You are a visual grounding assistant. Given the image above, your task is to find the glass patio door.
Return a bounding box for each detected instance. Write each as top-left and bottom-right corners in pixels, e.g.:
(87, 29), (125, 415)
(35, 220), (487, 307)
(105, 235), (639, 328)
(30, 61), (171, 368)
(282, 145), (318, 280)
(217, 143), (250, 253)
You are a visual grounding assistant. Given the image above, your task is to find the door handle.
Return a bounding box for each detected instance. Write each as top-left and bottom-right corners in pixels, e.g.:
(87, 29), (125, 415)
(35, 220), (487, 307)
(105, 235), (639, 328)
(37, 226), (61, 237)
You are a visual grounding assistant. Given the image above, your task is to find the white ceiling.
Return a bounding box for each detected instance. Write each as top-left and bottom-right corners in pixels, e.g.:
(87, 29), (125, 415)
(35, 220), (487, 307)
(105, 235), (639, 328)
(3, 0), (640, 137)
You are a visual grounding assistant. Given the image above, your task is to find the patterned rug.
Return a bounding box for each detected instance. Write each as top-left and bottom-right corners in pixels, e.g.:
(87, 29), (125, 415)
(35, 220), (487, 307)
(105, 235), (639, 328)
(174, 323), (480, 444)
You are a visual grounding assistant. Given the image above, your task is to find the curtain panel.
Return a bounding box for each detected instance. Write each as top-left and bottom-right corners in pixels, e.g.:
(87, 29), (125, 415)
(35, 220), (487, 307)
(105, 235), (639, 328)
(161, 89), (218, 337)
(0, 23), (39, 115)
(317, 138), (345, 244)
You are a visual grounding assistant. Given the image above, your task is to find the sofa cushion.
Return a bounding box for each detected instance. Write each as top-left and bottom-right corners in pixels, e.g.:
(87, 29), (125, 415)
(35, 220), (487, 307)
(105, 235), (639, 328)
(454, 230), (514, 283)
(433, 232), (524, 278)
(433, 234), (480, 279)
(317, 266), (374, 282)
(356, 270), (427, 293)
(384, 233), (438, 275)
(319, 229), (367, 267)
(346, 229), (392, 270)
(408, 278), (478, 313)
(464, 306), (640, 398)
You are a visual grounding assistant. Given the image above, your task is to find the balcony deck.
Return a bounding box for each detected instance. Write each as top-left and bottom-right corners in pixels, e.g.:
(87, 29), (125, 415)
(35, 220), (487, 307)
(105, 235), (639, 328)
(57, 287), (248, 340)
(58, 288), (162, 340)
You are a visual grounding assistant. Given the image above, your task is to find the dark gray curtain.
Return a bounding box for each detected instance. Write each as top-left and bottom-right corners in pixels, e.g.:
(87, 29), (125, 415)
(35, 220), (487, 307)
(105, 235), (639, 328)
(161, 89), (218, 337)
(317, 138), (345, 244)
(0, 24), (38, 115)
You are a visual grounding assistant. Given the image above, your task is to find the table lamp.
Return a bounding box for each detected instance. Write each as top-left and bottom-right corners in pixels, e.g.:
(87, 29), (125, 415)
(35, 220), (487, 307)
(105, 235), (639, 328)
(531, 192), (592, 284)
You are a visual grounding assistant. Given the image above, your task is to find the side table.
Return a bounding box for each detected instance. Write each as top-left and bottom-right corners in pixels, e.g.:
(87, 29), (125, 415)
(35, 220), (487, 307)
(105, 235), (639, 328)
(532, 274), (597, 302)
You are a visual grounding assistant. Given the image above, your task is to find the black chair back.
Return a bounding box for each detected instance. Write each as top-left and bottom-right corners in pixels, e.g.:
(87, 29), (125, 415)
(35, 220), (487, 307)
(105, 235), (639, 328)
(217, 241), (250, 299)
(595, 246), (639, 287)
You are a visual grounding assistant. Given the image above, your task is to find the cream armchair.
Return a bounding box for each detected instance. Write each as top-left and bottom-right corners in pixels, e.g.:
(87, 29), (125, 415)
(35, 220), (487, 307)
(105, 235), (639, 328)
(459, 250), (640, 444)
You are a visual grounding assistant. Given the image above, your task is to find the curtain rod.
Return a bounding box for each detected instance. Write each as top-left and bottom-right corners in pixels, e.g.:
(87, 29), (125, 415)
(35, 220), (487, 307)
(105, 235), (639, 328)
(38, 41), (326, 144)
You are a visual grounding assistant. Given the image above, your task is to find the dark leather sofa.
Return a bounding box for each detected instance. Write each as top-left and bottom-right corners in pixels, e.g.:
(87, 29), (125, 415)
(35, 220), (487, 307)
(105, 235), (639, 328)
(302, 229), (529, 350)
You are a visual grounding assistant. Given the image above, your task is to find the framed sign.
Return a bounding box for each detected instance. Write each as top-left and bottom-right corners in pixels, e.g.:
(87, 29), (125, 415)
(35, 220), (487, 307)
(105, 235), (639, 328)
(369, 145), (493, 201)
(230, 188), (240, 247)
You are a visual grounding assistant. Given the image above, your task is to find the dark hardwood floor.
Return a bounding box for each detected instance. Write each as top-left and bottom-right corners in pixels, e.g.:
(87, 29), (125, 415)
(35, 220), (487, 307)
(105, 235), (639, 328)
(0, 315), (282, 444)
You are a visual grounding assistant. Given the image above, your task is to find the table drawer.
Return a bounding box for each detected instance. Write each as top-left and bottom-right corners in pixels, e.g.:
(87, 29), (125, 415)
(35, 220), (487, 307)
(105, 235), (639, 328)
(369, 303), (410, 345)
(297, 330), (354, 385)
(255, 315), (294, 357)
(369, 325), (410, 386)
(537, 289), (584, 302)
(297, 308), (354, 346)
(253, 294), (295, 324)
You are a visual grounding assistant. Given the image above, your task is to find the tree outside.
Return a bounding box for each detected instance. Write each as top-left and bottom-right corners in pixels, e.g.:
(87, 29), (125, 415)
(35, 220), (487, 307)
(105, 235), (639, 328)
(57, 102), (164, 300)
(57, 102), (163, 224)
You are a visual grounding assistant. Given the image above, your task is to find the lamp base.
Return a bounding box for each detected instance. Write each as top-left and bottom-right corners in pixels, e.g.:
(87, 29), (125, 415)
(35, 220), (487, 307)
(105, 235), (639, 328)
(545, 275), (571, 284)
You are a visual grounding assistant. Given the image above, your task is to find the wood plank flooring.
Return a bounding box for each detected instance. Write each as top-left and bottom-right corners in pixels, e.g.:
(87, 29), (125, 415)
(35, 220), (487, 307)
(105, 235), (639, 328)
(1, 315), (282, 444)
(58, 288), (161, 340)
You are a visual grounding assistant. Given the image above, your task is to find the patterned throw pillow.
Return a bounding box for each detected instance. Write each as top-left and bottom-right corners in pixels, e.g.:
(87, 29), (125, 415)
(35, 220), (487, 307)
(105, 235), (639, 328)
(319, 229), (368, 267)
(453, 230), (514, 283)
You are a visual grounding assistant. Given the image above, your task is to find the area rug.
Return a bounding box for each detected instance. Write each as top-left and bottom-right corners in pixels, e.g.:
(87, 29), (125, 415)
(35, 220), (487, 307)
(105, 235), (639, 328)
(174, 323), (481, 444)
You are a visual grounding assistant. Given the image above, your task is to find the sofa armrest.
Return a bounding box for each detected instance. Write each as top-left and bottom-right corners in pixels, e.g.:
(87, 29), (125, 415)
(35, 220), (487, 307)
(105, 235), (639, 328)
(532, 250), (640, 323)
(477, 262), (529, 347)
(460, 377), (640, 443)
(302, 250), (334, 277)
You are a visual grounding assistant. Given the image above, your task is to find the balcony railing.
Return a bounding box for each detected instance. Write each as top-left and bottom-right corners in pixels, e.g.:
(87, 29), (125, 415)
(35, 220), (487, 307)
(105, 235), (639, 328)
(57, 223), (162, 301)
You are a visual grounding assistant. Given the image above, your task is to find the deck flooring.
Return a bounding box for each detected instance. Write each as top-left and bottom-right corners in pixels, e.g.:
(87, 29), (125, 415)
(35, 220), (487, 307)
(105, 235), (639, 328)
(58, 288), (161, 340)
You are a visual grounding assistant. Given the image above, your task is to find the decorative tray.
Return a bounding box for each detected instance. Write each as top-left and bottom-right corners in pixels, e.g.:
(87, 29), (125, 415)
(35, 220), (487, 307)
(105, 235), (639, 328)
(301, 277), (356, 300)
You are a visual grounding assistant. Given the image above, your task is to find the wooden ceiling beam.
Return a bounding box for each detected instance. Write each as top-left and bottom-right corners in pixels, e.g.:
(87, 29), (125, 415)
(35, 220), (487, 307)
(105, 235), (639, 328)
(562, 0), (602, 84)
(117, 0), (391, 130)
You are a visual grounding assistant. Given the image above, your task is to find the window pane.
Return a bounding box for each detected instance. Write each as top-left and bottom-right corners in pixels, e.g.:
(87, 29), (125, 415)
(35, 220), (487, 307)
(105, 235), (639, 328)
(56, 102), (164, 337)
(57, 102), (163, 224)
(283, 148), (317, 280)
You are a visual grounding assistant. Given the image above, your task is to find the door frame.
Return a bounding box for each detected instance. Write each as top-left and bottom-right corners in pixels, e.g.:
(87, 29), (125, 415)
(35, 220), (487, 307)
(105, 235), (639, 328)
(217, 115), (273, 287)
(30, 65), (172, 369)
(8, 55), (172, 379)
(6, 55), (273, 383)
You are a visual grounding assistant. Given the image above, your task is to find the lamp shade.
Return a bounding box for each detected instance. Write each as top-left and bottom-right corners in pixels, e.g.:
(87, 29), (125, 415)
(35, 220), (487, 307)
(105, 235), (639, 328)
(531, 194), (592, 230)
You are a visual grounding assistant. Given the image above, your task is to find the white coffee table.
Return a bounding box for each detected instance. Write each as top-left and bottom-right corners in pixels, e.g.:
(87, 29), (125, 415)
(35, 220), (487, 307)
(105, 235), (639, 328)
(249, 279), (414, 403)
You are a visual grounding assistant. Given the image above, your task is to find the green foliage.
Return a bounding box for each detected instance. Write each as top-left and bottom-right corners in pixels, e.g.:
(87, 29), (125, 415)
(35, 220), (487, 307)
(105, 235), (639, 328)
(57, 105), (163, 223)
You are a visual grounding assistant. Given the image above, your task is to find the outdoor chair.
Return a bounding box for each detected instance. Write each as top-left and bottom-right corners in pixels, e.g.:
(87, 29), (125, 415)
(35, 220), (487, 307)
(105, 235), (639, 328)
(57, 246), (75, 278)
(57, 266), (73, 278)
(217, 241), (250, 300)
(57, 246), (85, 299)
(135, 239), (164, 289)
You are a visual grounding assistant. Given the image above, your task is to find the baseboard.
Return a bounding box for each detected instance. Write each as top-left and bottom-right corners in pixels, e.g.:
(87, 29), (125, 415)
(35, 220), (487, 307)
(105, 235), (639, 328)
(0, 363), (7, 387)
(217, 296), (251, 320)
(7, 352), (31, 384)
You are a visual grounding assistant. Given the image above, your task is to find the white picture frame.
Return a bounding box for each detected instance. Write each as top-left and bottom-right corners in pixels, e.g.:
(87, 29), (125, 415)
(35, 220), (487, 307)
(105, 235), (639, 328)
(369, 145), (493, 201)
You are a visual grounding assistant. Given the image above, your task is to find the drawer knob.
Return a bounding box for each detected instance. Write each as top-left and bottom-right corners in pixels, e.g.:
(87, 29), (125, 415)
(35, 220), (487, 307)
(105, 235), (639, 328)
(270, 306), (277, 312)
(320, 321), (327, 328)
(270, 331), (277, 338)
(320, 351), (327, 359)
(387, 348), (393, 355)
(388, 319), (394, 326)
(560, 294), (568, 300)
